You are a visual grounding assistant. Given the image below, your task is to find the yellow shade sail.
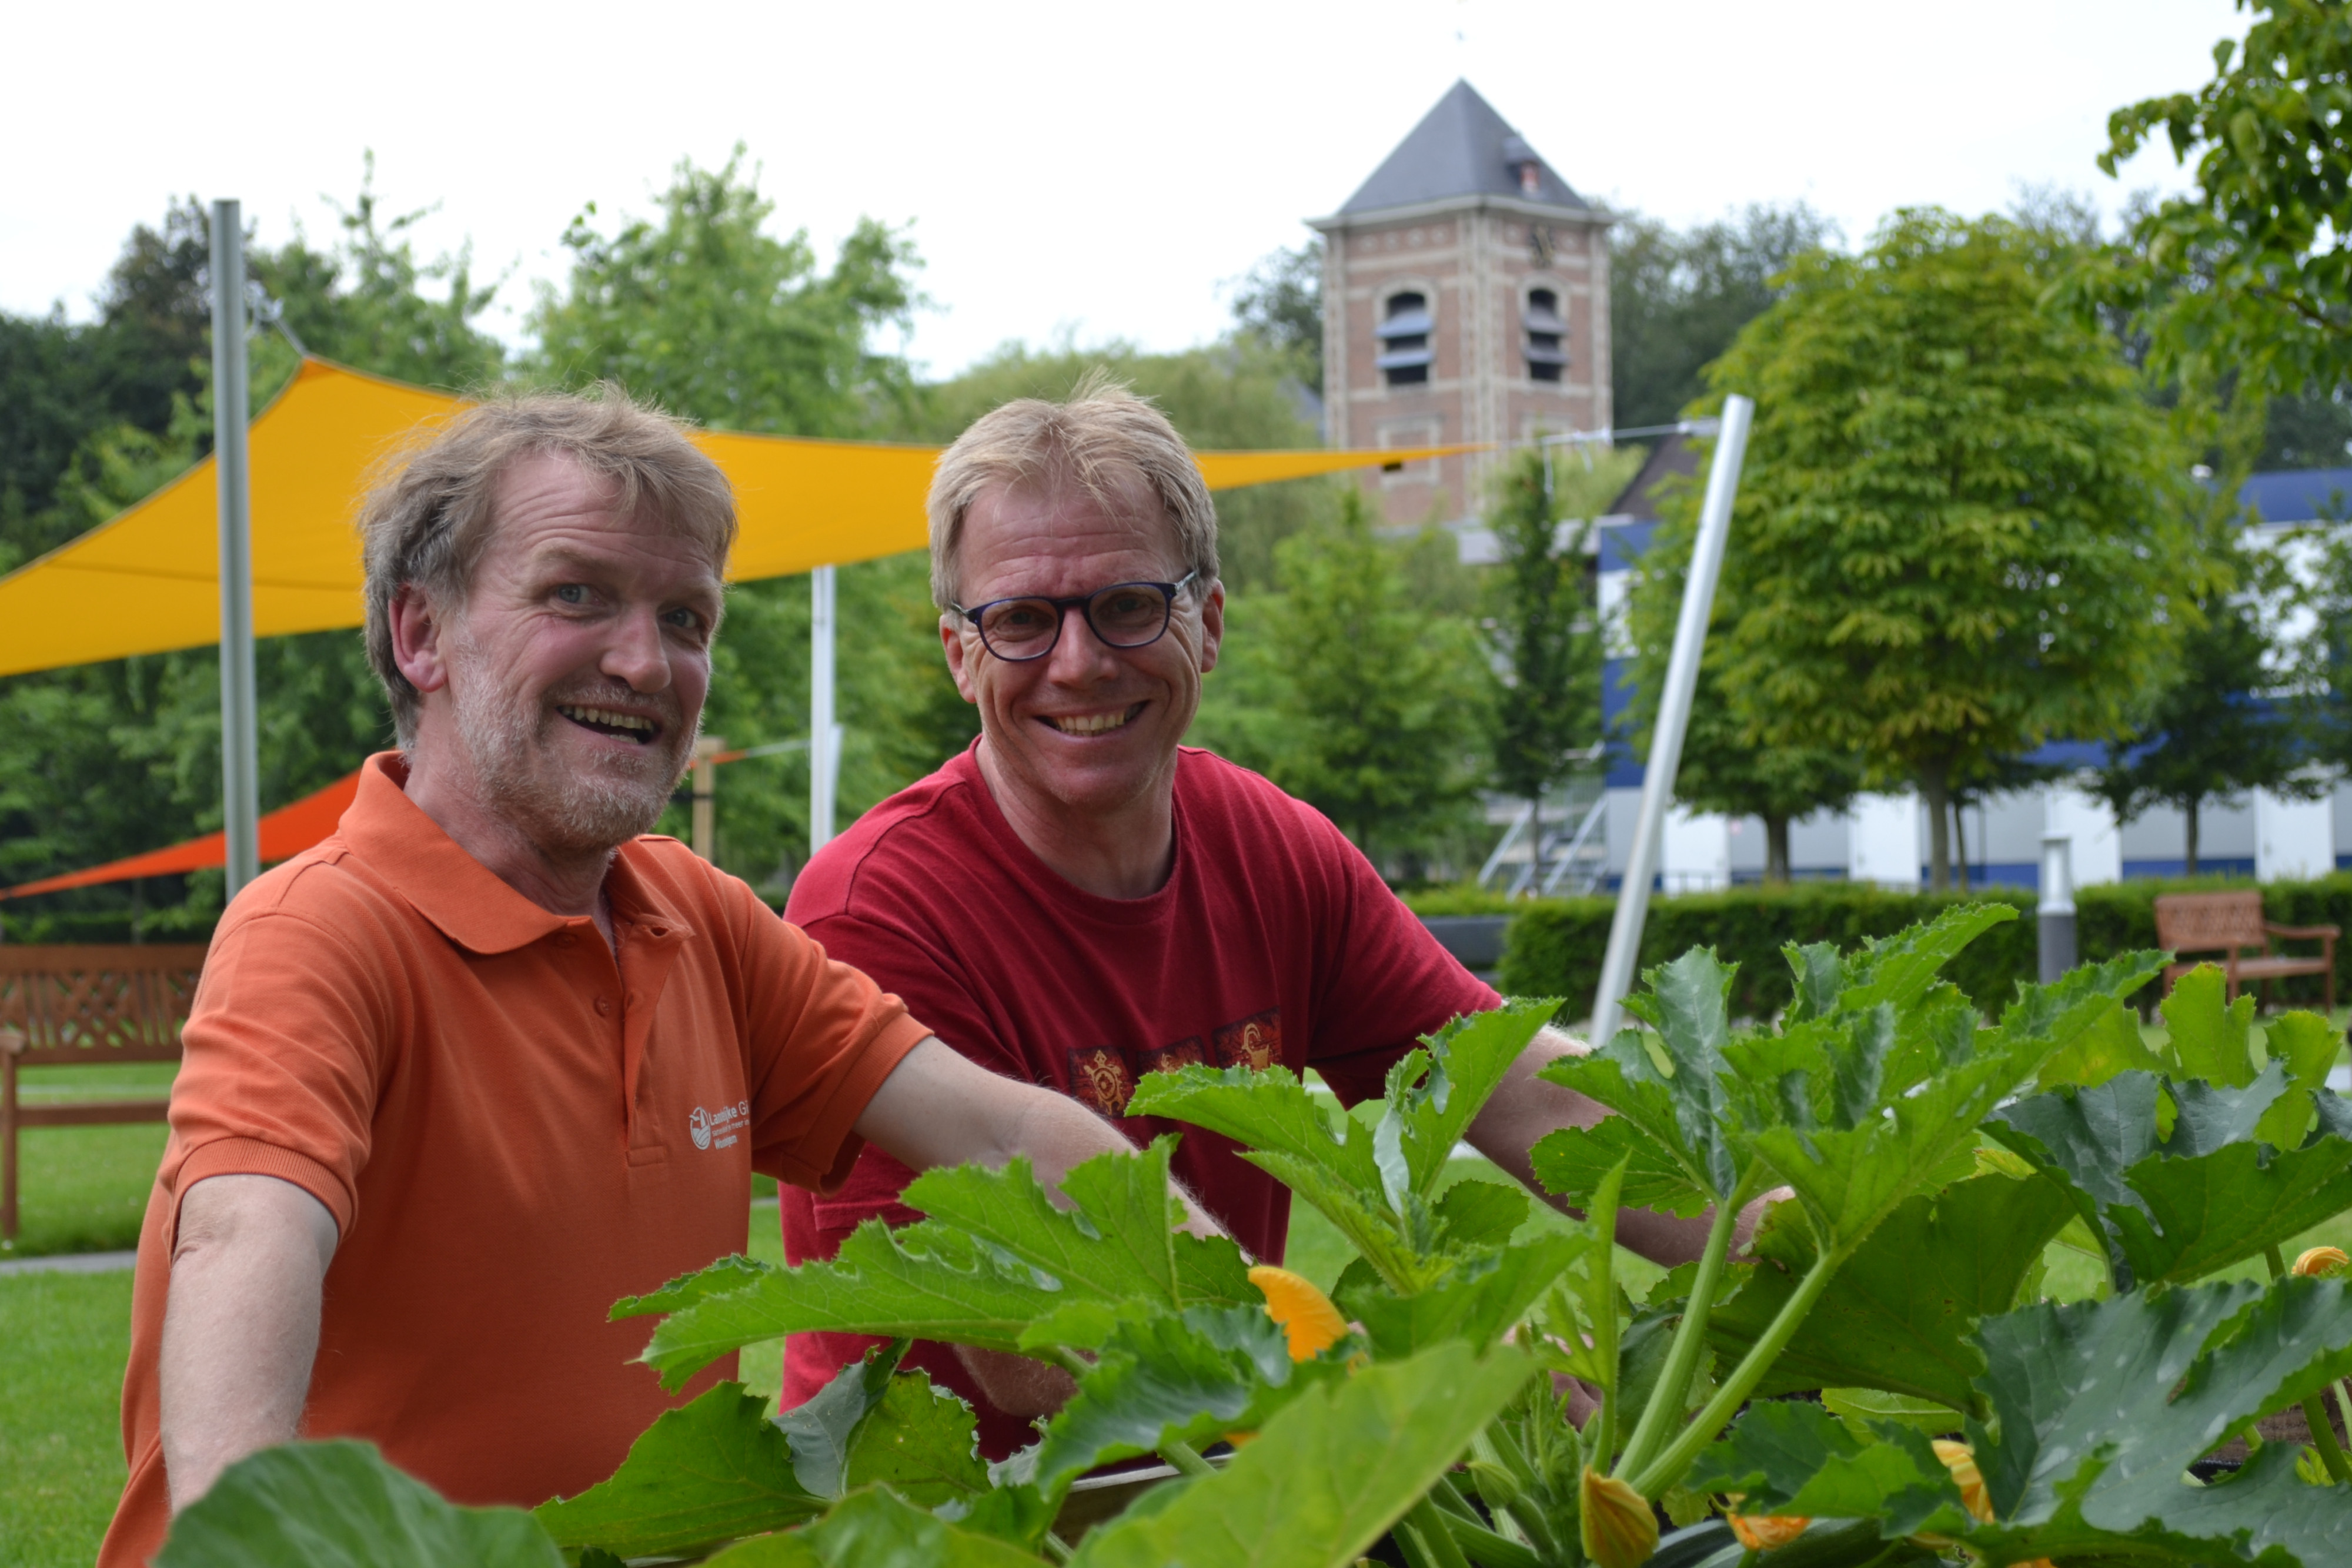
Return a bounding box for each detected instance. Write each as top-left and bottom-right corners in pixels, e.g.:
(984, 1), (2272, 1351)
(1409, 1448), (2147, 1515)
(0, 357), (1477, 679)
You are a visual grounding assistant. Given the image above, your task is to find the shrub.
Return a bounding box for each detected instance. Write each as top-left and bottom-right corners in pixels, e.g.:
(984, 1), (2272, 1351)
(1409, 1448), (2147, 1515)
(1498, 883), (2037, 1019)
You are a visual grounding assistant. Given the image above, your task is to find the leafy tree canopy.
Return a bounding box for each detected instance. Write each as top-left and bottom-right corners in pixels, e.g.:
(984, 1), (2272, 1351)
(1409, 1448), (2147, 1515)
(530, 147), (921, 438)
(2086, 0), (2352, 400)
(1700, 208), (2199, 889)
(1608, 203), (1839, 430)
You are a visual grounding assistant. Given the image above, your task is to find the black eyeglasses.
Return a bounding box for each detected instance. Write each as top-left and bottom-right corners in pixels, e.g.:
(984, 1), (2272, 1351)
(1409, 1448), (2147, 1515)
(952, 571), (1200, 663)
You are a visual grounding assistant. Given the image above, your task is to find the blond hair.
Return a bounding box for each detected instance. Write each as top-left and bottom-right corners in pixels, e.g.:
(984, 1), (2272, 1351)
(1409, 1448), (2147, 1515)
(926, 375), (1218, 610)
(358, 386), (736, 746)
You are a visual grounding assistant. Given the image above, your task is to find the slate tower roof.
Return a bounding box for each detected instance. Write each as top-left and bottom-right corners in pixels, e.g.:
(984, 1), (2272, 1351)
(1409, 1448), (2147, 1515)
(1338, 79), (1588, 216)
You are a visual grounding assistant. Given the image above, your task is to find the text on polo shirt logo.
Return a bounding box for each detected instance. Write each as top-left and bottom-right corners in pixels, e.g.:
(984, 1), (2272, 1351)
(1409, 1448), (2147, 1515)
(689, 1099), (750, 1151)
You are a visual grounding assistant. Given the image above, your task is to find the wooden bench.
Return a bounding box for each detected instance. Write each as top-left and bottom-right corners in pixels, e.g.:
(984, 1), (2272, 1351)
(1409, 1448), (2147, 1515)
(0, 944), (206, 1241)
(2154, 891), (2338, 1014)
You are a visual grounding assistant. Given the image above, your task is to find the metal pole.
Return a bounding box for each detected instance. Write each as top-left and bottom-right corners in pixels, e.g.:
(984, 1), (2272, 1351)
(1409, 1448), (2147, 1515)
(210, 200), (260, 900)
(2038, 834), (2077, 983)
(810, 564), (837, 853)
(1588, 394), (1754, 1044)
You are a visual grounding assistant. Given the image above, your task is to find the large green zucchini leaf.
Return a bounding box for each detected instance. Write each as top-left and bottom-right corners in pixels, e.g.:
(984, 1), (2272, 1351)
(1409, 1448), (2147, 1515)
(1128, 998), (1562, 1291)
(1070, 1341), (1534, 1568)
(154, 1440), (562, 1568)
(703, 1487), (1048, 1567)
(620, 1138), (1254, 1385)
(1706, 1168), (2074, 1412)
(1694, 1277), (2352, 1564)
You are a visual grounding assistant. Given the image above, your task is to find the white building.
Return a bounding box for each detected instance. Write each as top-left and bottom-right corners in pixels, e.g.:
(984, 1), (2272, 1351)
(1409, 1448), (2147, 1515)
(1565, 449), (2350, 894)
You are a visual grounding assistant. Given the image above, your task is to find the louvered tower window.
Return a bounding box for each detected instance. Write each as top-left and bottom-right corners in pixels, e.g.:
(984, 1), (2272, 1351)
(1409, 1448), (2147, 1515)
(1524, 288), (1566, 383)
(1377, 291), (1432, 386)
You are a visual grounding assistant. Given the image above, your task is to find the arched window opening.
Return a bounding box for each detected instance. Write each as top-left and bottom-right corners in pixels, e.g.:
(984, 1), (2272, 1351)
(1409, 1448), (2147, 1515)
(1378, 290), (1432, 387)
(1524, 288), (1566, 383)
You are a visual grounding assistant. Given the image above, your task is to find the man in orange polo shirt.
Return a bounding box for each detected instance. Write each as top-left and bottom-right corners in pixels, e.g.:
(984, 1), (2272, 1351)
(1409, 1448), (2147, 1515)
(99, 392), (1186, 1565)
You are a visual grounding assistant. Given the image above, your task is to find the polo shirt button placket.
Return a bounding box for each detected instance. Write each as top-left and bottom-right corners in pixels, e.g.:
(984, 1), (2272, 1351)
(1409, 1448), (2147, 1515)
(594, 996), (613, 1017)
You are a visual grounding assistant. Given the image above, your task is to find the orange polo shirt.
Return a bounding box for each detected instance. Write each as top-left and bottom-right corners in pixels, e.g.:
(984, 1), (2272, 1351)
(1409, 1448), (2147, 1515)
(101, 753), (930, 1566)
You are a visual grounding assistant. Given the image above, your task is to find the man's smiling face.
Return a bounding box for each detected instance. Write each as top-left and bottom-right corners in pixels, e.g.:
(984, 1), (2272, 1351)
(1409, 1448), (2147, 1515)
(403, 450), (725, 857)
(943, 473), (1222, 823)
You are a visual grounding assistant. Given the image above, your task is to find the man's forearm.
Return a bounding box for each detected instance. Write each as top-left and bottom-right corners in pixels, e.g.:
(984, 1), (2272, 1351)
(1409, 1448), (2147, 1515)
(159, 1174), (338, 1512)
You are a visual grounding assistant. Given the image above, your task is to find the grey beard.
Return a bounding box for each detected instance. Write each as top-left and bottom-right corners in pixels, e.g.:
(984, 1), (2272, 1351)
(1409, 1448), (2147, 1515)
(450, 667), (695, 858)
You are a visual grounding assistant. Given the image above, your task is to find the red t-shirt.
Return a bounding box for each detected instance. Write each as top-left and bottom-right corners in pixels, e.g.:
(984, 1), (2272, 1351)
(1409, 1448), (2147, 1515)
(779, 745), (1496, 1457)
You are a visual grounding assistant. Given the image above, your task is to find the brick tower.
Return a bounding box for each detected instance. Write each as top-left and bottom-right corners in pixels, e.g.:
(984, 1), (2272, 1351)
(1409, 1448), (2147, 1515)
(1312, 81), (1611, 526)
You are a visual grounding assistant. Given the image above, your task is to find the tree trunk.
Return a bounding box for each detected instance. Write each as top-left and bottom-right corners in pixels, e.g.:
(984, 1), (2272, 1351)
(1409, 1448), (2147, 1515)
(1953, 801), (1971, 891)
(2185, 797), (2201, 878)
(1528, 795), (1544, 893)
(1920, 767), (1952, 891)
(1766, 814), (1792, 885)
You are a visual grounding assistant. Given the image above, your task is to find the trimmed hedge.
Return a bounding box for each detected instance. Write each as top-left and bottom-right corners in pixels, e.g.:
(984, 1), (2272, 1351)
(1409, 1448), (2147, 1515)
(1499, 884), (2038, 1021)
(1499, 873), (2352, 1022)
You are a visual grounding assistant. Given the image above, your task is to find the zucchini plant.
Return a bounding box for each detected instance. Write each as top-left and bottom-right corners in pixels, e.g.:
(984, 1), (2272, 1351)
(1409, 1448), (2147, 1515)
(153, 906), (2352, 1567)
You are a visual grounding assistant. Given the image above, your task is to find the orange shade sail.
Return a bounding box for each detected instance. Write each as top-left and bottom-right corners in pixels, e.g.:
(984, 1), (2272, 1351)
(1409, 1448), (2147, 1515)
(0, 770), (363, 900)
(0, 356), (1479, 680)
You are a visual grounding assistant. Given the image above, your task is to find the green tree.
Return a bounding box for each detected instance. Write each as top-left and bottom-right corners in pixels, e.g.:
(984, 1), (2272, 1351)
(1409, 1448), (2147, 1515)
(530, 148), (920, 437)
(1226, 239), (1324, 392)
(255, 155), (506, 391)
(1702, 208), (2197, 890)
(1609, 203), (1839, 430)
(2092, 521), (2320, 875)
(2087, 0), (2352, 400)
(1485, 449), (1610, 886)
(1252, 490), (1485, 865)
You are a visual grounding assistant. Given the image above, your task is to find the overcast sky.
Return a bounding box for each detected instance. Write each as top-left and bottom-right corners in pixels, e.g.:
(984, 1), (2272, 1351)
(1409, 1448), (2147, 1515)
(2, 0), (2246, 379)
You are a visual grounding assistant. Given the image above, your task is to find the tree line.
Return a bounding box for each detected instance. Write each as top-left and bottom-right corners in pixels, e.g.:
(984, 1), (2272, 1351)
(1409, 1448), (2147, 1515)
(10, 2), (2352, 933)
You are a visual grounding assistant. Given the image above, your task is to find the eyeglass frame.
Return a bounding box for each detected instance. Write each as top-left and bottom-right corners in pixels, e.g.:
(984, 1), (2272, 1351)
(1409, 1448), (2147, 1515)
(950, 570), (1203, 663)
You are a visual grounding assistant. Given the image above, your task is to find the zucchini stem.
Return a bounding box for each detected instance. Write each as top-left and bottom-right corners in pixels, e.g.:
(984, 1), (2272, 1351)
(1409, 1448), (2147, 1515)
(1629, 1248), (1840, 1498)
(1613, 1193), (1745, 1484)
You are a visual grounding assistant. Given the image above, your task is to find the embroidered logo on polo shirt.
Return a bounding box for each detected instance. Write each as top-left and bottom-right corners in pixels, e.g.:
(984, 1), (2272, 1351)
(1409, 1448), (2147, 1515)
(689, 1099), (750, 1151)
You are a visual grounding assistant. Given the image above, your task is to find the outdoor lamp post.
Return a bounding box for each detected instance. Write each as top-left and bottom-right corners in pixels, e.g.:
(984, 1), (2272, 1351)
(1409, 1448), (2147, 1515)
(2039, 833), (2077, 983)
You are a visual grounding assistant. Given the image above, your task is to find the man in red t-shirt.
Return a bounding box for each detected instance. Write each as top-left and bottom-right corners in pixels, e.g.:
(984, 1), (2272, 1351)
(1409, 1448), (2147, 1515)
(781, 384), (1732, 1459)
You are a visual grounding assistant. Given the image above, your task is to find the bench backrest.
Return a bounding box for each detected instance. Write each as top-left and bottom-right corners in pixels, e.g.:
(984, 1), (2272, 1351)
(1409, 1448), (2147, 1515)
(2154, 891), (2268, 956)
(0, 944), (209, 1066)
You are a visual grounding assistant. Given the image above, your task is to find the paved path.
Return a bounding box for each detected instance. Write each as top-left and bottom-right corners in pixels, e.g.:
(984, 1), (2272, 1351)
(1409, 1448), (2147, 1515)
(0, 1249), (136, 1278)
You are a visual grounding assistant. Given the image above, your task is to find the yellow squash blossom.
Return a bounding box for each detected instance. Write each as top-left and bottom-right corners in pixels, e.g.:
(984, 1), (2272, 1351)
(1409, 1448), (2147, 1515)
(1247, 1265), (1348, 1361)
(1925, 1440), (2052, 1568)
(2294, 1246), (2349, 1278)
(1579, 1467), (1658, 1568)
(1722, 1499), (1809, 1552)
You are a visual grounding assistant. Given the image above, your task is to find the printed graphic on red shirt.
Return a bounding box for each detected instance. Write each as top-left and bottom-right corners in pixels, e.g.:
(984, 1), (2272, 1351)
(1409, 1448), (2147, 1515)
(1066, 1045), (1135, 1118)
(1212, 1008), (1282, 1071)
(1065, 1016), (1275, 1116)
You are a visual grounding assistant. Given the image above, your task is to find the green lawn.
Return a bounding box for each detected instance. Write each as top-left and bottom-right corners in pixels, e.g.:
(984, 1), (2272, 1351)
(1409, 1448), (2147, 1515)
(0, 1269), (135, 1568)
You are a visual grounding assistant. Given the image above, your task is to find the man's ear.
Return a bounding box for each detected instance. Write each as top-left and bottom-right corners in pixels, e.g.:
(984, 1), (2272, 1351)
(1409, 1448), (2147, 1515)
(388, 585), (452, 696)
(941, 615), (980, 704)
(1196, 579), (1226, 676)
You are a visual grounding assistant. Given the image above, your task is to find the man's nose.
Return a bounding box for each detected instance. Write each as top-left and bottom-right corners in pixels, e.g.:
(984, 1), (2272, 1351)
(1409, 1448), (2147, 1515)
(601, 607), (674, 692)
(1042, 602), (1121, 683)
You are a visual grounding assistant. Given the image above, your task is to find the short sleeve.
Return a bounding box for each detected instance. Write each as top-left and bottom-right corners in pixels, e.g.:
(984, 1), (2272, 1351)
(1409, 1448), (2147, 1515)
(162, 909), (393, 1242)
(734, 897), (933, 1194)
(1301, 808), (1500, 1107)
(776, 910), (1024, 1227)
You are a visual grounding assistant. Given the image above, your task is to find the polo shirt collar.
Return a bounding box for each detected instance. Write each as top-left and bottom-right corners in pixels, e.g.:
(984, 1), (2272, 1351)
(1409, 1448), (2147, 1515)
(339, 752), (645, 956)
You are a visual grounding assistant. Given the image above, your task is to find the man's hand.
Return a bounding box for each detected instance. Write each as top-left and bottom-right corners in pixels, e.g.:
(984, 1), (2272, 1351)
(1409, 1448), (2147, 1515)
(1465, 1025), (1783, 1268)
(159, 1174), (339, 1512)
(852, 1037), (1231, 1416)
